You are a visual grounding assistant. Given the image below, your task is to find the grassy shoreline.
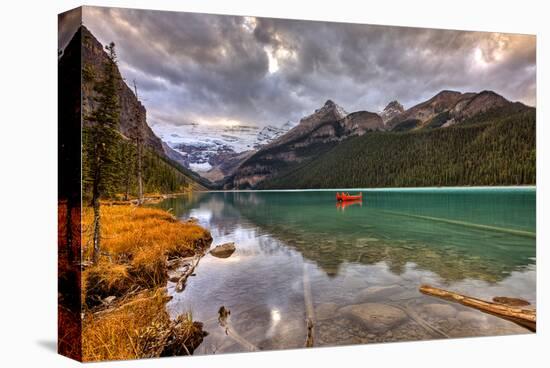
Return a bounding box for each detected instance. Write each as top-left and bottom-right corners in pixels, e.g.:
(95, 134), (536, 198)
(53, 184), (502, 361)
(81, 202), (212, 361)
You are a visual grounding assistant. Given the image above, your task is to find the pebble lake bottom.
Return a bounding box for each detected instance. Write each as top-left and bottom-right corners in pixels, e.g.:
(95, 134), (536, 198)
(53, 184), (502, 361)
(154, 188), (536, 353)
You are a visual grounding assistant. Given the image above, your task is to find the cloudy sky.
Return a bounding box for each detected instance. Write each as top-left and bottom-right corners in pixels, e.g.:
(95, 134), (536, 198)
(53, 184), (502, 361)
(64, 6), (536, 128)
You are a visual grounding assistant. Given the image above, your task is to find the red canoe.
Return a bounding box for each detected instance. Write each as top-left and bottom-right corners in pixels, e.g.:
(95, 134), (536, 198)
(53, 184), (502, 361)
(336, 198), (362, 210)
(336, 192), (363, 201)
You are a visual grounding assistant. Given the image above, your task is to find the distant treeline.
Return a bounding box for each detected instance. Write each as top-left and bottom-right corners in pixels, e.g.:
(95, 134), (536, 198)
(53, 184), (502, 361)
(260, 107), (536, 189)
(79, 39), (204, 205)
(82, 127), (199, 201)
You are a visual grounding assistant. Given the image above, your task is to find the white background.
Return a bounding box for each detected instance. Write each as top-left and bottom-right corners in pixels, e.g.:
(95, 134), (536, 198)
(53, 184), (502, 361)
(0, 0), (546, 366)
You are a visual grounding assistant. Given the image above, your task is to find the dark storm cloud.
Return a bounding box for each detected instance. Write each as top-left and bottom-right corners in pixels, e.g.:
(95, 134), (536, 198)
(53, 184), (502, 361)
(81, 6), (536, 128)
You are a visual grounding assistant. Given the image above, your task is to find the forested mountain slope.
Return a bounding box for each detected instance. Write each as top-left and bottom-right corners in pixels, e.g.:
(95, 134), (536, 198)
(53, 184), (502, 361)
(259, 105), (535, 189)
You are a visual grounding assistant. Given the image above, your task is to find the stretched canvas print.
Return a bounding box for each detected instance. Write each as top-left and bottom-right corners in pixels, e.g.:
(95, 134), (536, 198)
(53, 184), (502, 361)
(58, 5), (536, 362)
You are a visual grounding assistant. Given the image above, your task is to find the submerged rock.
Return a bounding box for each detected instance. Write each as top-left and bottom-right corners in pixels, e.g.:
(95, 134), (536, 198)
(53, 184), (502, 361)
(422, 303), (457, 319)
(218, 305), (231, 326)
(356, 285), (403, 301)
(456, 311), (487, 324)
(316, 303), (339, 321)
(342, 276), (366, 290)
(492, 296), (531, 307)
(339, 303), (407, 332)
(210, 242), (236, 258)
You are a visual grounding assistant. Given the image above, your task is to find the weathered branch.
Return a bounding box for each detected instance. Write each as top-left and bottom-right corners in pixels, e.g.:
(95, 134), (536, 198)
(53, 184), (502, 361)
(174, 255), (201, 292)
(166, 256), (196, 269)
(419, 285), (536, 332)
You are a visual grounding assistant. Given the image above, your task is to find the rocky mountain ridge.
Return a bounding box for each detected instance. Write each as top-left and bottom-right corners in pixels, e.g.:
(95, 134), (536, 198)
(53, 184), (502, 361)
(227, 90), (525, 188)
(265, 99), (384, 149)
(387, 90), (514, 130)
(80, 26), (165, 155)
(229, 99), (387, 188)
(380, 100), (405, 124)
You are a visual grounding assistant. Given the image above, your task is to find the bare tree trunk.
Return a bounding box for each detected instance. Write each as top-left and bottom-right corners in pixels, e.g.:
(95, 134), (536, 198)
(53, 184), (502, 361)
(124, 170), (131, 202)
(133, 80), (144, 206)
(137, 138), (143, 205)
(92, 177), (101, 264)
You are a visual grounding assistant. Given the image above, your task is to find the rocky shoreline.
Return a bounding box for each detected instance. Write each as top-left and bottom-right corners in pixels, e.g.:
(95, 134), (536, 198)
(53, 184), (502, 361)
(81, 204), (214, 361)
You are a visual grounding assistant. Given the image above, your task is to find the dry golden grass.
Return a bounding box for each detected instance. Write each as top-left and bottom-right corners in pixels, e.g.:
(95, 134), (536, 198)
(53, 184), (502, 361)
(82, 289), (206, 362)
(81, 204), (211, 361)
(82, 204), (211, 307)
(82, 204), (209, 260)
(83, 261), (132, 307)
(83, 289), (166, 361)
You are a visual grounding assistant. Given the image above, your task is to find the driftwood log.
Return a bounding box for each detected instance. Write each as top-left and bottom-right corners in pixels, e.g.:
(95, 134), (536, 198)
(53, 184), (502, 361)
(419, 285), (536, 332)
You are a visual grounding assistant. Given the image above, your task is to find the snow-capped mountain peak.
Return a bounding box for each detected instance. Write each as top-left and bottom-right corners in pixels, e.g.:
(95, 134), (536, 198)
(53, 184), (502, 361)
(256, 123), (295, 146)
(151, 121), (296, 173)
(315, 99), (348, 120)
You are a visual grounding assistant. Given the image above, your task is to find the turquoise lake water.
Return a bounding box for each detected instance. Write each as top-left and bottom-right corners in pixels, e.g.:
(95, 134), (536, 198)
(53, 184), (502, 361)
(156, 187), (536, 353)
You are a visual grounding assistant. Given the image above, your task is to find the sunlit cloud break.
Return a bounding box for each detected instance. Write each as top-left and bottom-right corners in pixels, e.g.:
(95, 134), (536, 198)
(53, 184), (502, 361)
(78, 6), (535, 129)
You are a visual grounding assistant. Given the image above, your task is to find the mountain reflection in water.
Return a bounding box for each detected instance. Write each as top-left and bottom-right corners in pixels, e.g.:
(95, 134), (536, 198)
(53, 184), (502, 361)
(155, 188), (535, 354)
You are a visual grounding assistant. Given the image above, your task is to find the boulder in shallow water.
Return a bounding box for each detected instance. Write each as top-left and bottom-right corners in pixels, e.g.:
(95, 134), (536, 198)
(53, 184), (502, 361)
(339, 303), (407, 332)
(210, 242), (236, 258)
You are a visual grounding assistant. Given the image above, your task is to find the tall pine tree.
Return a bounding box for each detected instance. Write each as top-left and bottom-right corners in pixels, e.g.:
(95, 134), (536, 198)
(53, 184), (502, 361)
(131, 80), (144, 205)
(83, 42), (120, 263)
